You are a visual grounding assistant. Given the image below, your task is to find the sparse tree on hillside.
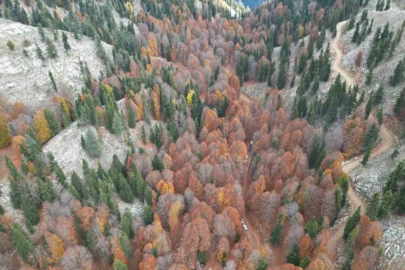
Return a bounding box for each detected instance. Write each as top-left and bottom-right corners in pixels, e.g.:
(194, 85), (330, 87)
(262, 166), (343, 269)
(46, 38), (58, 58)
(49, 71), (58, 92)
(44, 109), (61, 136)
(62, 32), (71, 51)
(366, 193), (380, 221)
(112, 112), (126, 136)
(84, 128), (102, 158)
(7, 40), (15, 51)
(355, 52), (363, 68)
(277, 62), (286, 90)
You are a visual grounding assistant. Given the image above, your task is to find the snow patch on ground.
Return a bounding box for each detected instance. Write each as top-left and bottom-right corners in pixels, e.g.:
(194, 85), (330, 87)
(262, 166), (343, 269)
(0, 18), (112, 110)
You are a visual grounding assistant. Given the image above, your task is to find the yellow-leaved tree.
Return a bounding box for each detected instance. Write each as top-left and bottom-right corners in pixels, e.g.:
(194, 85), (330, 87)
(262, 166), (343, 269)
(187, 90), (195, 104)
(34, 110), (52, 144)
(0, 111), (11, 148)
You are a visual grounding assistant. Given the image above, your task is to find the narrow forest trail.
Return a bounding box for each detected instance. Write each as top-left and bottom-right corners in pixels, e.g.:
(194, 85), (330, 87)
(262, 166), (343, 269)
(326, 20), (397, 260)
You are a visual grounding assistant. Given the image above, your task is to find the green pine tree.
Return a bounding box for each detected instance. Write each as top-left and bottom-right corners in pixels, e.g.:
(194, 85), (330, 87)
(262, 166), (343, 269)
(378, 190), (393, 219)
(11, 223), (34, 261)
(121, 210), (133, 238)
(361, 147), (371, 166)
(343, 207), (361, 241)
(366, 193), (380, 221)
(391, 148), (400, 159)
(71, 171), (84, 200)
(118, 175), (134, 203)
(286, 243), (300, 266)
(44, 110), (61, 136)
(6, 156), (19, 180)
(152, 155), (164, 172)
(389, 59), (404, 86)
(304, 218), (319, 239)
(142, 204), (154, 226)
(127, 106), (136, 128)
(62, 32), (71, 51)
(394, 88), (405, 116)
(48, 71), (58, 92)
(22, 194), (39, 226)
(113, 111), (126, 136)
(256, 257), (268, 270)
(38, 177), (56, 202)
(270, 214), (284, 246)
(141, 125), (147, 144)
(277, 62), (286, 90)
(113, 260), (128, 270)
(144, 186), (153, 206)
(395, 185), (405, 214)
(119, 231), (132, 259)
(46, 38), (58, 58)
(84, 128), (102, 158)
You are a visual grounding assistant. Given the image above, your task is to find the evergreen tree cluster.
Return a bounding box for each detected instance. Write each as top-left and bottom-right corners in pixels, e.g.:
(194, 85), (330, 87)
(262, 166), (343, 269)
(394, 88), (405, 118)
(367, 23), (394, 69)
(350, 11), (373, 45)
(365, 191), (394, 220)
(390, 57), (405, 87)
(376, 0), (391, 11)
(293, 74), (360, 128)
(383, 160), (405, 215)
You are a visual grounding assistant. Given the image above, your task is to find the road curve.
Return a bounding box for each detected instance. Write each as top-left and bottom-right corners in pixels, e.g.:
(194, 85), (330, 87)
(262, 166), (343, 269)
(326, 20), (396, 259)
(332, 21), (356, 88)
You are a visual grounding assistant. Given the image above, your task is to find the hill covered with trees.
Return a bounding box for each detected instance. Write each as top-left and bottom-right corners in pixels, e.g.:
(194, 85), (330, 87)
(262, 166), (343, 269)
(0, 0), (403, 269)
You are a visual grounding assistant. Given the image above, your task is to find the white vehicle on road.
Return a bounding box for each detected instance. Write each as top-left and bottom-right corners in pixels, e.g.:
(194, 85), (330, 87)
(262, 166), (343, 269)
(241, 219), (248, 231)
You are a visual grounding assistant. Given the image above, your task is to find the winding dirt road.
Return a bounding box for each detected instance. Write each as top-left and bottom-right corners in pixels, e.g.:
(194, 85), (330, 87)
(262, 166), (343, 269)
(332, 21), (356, 88)
(240, 19), (396, 258)
(326, 20), (396, 259)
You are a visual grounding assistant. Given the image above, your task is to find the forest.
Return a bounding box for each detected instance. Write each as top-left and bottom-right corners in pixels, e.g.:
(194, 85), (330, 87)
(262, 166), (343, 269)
(0, 0), (404, 269)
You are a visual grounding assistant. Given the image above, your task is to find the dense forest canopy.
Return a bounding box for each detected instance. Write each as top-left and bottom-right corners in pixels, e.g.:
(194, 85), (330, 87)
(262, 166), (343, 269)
(0, 0), (403, 269)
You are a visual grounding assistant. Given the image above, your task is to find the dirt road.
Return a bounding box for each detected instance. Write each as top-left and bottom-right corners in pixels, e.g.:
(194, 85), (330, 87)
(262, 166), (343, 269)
(326, 20), (397, 259)
(242, 154), (263, 250)
(332, 21), (356, 88)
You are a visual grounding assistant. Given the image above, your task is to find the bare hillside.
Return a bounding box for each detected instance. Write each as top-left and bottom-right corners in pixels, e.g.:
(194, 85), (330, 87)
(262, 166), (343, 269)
(340, 2), (405, 113)
(0, 18), (112, 109)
